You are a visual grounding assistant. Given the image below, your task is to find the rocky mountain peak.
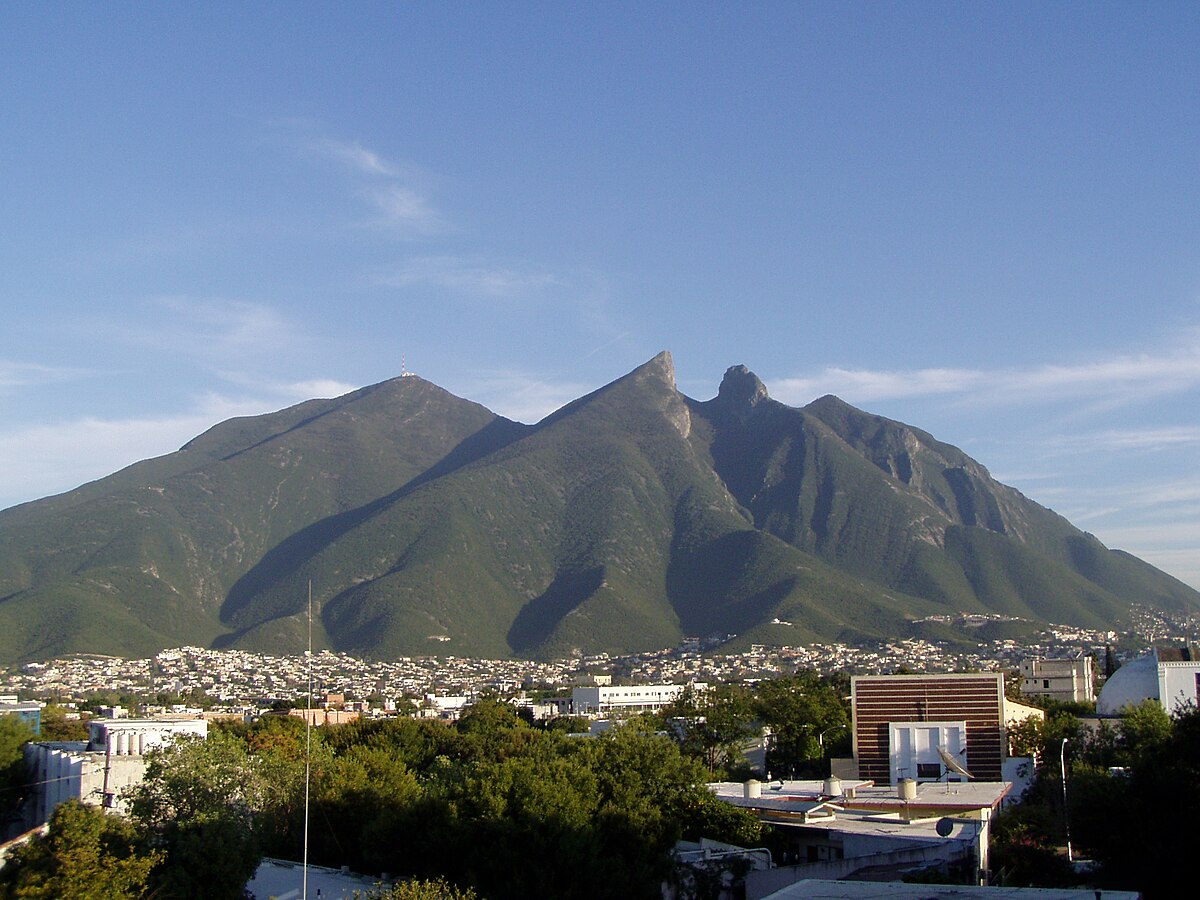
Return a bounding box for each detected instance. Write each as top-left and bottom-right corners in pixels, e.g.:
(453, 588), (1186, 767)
(716, 364), (769, 411)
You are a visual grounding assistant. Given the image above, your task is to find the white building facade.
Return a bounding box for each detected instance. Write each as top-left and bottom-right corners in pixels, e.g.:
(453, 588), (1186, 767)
(887, 720), (968, 784)
(24, 718), (207, 826)
(1096, 646), (1200, 716)
(571, 682), (707, 716)
(1020, 656), (1095, 703)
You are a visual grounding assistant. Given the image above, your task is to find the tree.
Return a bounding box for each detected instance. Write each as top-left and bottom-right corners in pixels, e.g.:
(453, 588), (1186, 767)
(0, 799), (160, 899)
(124, 731), (264, 898)
(1071, 707), (1200, 897)
(36, 706), (88, 743)
(355, 877), (478, 899)
(659, 684), (758, 779)
(1103, 644), (1120, 679)
(752, 673), (850, 778)
(0, 714), (34, 829)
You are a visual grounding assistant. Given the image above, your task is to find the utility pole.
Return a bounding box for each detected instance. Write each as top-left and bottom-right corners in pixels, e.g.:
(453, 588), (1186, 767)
(1060, 738), (1073, 863)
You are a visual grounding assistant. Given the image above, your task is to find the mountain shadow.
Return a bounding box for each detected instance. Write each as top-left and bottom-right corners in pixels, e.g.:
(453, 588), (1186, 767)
(218, 416), (529, 630)
(507, 567), (605, 654)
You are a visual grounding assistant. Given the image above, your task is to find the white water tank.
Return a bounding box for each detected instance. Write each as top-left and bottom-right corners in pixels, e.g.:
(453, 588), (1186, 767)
(898, 778), (917, 801)
(744, 779), (762, 799)
(823, 775), (843, 797)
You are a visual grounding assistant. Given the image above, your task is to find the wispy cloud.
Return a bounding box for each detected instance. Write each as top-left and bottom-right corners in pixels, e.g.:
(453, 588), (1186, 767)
(157, 297), (296, 349)
(1044, 476), (1200, 512)
(1087, 521), (1200, 590)
(311, 138), (400, 177)
(89, 297), (307, 368)
(1048, 426), (1200, 453)
(771, 328), (1200, 408)
(290, 128), (443, 234)
(0, 393), (272, 511)
(0, 361), (88, 391)
(216, 372), (359, 402)
(374, 256), (560, 297)
(453, 370), (594, 424)
(773, 366), (980, 403)
(364, 185), (442, 232)
(0, 374), (364, 512)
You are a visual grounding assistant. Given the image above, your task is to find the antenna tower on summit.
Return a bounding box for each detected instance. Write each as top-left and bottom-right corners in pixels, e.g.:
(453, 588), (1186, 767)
(401, 354), (414, 377)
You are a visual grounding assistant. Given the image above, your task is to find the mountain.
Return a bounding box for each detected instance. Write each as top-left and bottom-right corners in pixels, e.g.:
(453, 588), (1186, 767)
(1, 353), (1196, 664)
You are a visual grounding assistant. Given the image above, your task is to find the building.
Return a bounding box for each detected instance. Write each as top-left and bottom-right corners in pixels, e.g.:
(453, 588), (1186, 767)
(1096, 644), (1200, 715)
(23, 718), (207, 826)
(570, 682), (706, 716)
(851, 673), (1038, 784)
(757, 880), (1139, 899)
(0, 700), (42, 736)
(415, 694), (472, 720)
(1020, 656), (1095, 703)
(286, 707), (361, 727)
(246, 858), (393, 898)
(709, 777), (1011, 895)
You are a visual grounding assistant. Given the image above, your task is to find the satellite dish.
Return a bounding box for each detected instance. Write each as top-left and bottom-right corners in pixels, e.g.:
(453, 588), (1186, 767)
(937, 746), (974, 779)
(936, 817), (954, 837)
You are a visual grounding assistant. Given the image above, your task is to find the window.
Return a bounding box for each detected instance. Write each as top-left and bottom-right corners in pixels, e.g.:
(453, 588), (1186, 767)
(1043, 680), (1050, 688)
(917, 763), (941, 779)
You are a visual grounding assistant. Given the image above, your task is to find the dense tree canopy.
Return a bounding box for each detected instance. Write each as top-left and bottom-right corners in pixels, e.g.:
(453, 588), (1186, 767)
(0, 715), (34, 829)
(0, 800), (160, 900)
(0, 674), (852, 898)
(991, 703), (1199, 898)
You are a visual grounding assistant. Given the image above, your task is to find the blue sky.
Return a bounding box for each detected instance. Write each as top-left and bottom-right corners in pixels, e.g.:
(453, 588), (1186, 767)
(2, 4), (1199, 589)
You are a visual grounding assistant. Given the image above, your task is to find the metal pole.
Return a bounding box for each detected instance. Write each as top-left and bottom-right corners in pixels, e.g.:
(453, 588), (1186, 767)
(303, 581), (312, 900)
(1060, 737), (1073, 863)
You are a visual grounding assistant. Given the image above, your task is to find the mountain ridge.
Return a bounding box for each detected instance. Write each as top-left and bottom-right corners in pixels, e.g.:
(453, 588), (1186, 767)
(1, 352), (1195, 664)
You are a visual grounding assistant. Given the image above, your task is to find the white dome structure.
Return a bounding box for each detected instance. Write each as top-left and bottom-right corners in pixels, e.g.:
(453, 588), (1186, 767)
(1096, 653), (1159, 715)
(1096, 646), (1200, 716)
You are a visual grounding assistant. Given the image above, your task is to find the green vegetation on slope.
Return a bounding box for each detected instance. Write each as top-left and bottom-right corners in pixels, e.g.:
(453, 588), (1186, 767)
(0, 353), (1196, 664)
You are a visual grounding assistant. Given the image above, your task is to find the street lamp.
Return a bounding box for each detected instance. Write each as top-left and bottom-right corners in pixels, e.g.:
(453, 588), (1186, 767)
(1060, 738), (1073, 863)
(818, 724), (846, 751)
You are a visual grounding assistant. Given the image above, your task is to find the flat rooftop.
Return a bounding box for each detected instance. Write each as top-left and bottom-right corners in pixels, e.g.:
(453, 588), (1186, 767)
(760, 880), (1139, 899)
(709, 779), (1012, 821)
(246, 859), (390, 900)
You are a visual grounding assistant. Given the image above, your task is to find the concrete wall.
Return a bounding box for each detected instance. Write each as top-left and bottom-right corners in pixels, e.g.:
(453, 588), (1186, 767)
(1157, 661), (1200, 714)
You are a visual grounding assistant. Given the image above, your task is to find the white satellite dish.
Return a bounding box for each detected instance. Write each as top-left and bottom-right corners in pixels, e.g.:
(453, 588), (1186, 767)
(937, 745), (974, 779)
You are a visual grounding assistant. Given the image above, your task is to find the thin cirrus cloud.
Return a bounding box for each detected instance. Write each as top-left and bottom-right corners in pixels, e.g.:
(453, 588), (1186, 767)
(0, 360), (89, 391)
(0, 375), (364, 512)
(771, 333), (1200, 407)
(1047, 426), (1200, 454)
(364, 185), (442, 232)
(0, 392), (277, 511)
(374, 256), (561, 297)
(454, 370), (594, 424)
(301, 133), (443, 233)
(310, 138), (400, 178)
(101, 297), (304, 363)
(215, 371), (360, 403)
(1059, 478), (1200, 514)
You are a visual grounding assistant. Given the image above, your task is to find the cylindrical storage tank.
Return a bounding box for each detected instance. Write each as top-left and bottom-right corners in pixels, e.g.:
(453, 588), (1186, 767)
(137, 732), (146, 755)
(744, 779), (762, 799)
(823, 775), (843, 797)
(898, 778), (917, 801)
